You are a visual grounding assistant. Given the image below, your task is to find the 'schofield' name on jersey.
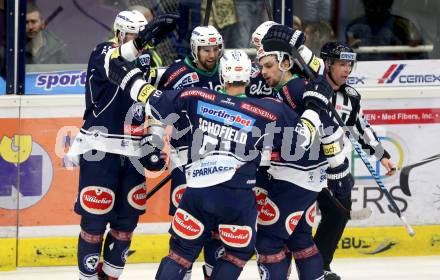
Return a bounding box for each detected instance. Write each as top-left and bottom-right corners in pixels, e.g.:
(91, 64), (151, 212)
(157, 57), (223, 163)
(199, 119), (248, 144)
(146, 87), (310, 189)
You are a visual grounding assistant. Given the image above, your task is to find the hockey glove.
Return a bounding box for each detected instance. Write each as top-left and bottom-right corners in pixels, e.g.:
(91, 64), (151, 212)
(326, 158), (354, 198)
(133, 49), (152, 79)
(134, 14), (179, 50)
(140, 134), (167, 171)
(302, 75), (333, 113)
(261, 25), (305, 55)
(108, 56), (144, 91)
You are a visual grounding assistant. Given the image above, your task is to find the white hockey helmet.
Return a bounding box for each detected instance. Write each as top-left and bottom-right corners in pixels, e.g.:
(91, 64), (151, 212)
(190, 25), (223, 62)
(251, 21), (278, 48)
(113, 10), (148, 39)
(219, 49), (252, 85)
(256, 47), (294, 72)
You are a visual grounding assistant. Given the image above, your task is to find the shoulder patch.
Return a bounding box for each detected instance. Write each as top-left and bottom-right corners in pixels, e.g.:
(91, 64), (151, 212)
(343, 85), (360, 97)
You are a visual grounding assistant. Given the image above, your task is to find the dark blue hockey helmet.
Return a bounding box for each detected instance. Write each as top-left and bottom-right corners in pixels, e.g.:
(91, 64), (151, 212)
(320, 42), (357, 63)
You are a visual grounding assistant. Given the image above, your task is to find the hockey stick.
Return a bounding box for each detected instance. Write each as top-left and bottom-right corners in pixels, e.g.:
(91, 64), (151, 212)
(263, 0), (273, 21)
(146, 173), (172, 200)
(399, 153), (440, 196)
(203, 0), (213, 26)
(44, 6), (63, 27)
(72, 0), (112, 32)
(321, 188), (372, 220)
(287, 47), (415, 236)
(260, 0), (371, 221)
(260, 1), (371, 222)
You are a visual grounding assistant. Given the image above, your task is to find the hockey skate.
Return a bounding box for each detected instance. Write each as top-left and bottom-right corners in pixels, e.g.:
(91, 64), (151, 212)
(324, 270), (341, 280)
(97, 261), (118, 280)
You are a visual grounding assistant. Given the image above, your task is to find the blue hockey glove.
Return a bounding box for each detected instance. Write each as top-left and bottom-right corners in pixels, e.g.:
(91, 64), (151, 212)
(133, 49), (152, 79)
(326, 158), (354, 198)
(134, 14), (179, 50)
(261, 25), (305, 55)
(108, 56), (143, 91)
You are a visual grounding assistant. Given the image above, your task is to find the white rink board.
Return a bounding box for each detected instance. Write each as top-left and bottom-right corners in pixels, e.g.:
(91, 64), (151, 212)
(345, 95), (440, 227)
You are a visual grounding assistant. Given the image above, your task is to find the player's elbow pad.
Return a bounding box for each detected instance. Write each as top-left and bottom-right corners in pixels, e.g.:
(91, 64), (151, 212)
(321, 126), (352, 168)
(297, 109), (321, 150)
(298, 45), (324, 75)
(130, 80), (158, 103)
(147, 117), (166, 141)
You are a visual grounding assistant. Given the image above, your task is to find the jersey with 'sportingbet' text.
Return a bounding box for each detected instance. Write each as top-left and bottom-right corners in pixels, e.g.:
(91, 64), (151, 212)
(157, 56), (223, 162)
(147, 87), (321, 190)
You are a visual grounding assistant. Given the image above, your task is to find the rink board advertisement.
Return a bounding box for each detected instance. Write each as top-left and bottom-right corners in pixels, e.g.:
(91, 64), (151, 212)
(349, 59), (440, 88)
(2, 60), (440, 95)
(1, 91), (440, 269)
(25, 70), (87, 95)
(0, 77), (5, 95)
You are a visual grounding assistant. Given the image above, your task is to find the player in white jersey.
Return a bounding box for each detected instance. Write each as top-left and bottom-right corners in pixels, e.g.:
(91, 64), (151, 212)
(313, 41), (396, 280)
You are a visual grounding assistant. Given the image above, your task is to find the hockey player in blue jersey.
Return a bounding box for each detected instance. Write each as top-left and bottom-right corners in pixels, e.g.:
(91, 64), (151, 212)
(157, 25), (224, 279)
(246, 21), (278, 98)
(67, 11), (177, 280)
(105, 47), (334, 279)
(313, 42), (396, 280)
(158, 25), (223, 217)
(248, 25), (352, 280)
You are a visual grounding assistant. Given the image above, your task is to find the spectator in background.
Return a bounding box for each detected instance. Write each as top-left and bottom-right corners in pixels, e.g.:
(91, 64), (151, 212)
(304, 21), (335, 57)
(129, 4), (154, 22)
(302, 0), (332, 24)
(345, 0), (426, 60)
(203, 0), (267, 49)
(25, 3), (68, 64)
(293, 15), (303, 30)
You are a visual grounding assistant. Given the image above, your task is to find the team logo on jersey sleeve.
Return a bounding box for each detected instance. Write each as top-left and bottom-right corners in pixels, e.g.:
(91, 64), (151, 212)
(80, 186), (115, 215)
(305, 203), (317, 227)
(285, 211), (304, 235)
(173, 72), (200, 89)
(218, 224), (252, 248)
(171, 184), (187, 208)
(257, 197), (279, 225)
(172, 208), (204, 240)
(127, 183), (147, 210)
(197, 101), (255, 131)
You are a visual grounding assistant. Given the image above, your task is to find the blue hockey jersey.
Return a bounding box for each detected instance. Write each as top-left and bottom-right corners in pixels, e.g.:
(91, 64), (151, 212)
(70, 42), (147, 157)
(158, 57), (222, 91)
(146, 87), (324, 190)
